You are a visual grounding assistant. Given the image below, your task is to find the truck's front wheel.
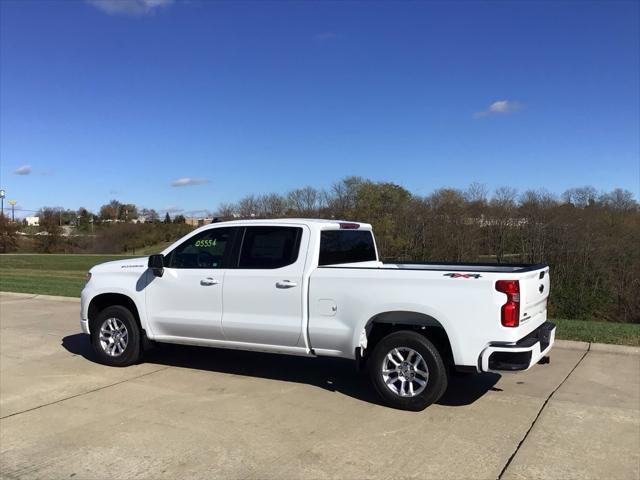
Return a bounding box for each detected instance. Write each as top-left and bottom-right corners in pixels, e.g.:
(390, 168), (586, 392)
(90, 305), (142, 367)
(369, 331), (448, 411)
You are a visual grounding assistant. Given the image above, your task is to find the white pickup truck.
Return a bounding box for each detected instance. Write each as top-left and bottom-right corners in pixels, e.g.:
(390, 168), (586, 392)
(81, 218), (555, 410)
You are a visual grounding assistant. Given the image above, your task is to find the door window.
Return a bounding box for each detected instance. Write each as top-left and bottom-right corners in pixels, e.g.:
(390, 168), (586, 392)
(165, 227), (236, 269)
(238, 227), (302, 269)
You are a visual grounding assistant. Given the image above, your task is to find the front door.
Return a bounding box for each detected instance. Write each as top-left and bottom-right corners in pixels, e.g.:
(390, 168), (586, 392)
(145, 227), (238, 340)
(222, 225), (308, 347)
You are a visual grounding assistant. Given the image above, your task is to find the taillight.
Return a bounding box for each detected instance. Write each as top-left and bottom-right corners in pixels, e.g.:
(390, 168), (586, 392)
(339, 222), (360, 229)
(495, 280), (520, 327)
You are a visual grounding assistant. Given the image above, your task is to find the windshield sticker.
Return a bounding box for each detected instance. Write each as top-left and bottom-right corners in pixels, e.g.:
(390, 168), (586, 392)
(195, 239), (217, 248)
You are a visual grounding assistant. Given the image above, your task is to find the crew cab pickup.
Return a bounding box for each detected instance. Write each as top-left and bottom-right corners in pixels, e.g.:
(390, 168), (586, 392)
(81, 219), (555, 410)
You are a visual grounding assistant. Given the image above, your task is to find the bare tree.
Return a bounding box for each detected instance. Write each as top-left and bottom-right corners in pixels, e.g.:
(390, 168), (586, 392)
(599, 188), (638, 211)
(0, 215), (18, 253)
(562, 186), (598, 208)
(36, 208), (63, 253)
(323, 176), (365, 218)
(238, 195), (259, 218)
(487, 187), (519, 262)
(287, 186), (320, 216)
(464, 182), (489, 205)
(258, 193), (287, 217)
(215, 202), (237, 218)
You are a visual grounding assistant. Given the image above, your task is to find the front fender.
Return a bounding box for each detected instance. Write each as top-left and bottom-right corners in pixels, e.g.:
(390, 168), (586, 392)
(81, 271), (151, 337)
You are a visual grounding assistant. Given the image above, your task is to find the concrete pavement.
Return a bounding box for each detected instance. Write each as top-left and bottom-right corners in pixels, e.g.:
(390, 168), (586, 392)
(1, 293), (638, 479)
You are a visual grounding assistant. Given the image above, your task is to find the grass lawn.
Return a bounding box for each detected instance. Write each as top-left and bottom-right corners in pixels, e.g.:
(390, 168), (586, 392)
(0, 254), (132, 298)
(554, 318), (639, 347)
(1, 254), (638, 346)
(136, 242), (172, 255)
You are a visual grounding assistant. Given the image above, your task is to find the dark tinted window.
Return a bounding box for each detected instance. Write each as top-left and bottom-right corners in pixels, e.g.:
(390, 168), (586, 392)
(165, 227), (235, 269)
(238, 227), (302, 269)
(319, 230), (377, 265)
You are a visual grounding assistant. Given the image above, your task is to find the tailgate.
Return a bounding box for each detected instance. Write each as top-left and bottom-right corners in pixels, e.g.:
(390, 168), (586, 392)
(519, 266), (550, 323)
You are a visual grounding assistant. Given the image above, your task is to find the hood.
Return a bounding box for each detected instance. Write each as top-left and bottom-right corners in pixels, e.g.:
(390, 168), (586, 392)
(90, 257), (149, 273)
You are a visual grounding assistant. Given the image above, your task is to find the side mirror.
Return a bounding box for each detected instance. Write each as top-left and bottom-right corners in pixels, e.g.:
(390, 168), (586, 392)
(148, 254), (165, 277)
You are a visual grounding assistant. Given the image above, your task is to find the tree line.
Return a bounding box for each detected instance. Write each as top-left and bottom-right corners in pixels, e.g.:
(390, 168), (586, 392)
(0, 200), (189, 256)
(29, 200), (187, 228)
(215, 178), (639, 324)
(1, 177), (637, 323)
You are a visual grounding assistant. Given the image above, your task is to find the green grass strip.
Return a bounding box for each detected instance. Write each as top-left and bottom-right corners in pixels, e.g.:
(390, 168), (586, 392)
(554, 318), (640, 346)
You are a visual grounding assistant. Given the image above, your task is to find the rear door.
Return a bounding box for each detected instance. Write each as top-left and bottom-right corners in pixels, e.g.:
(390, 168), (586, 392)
(222, 225), (309, 347)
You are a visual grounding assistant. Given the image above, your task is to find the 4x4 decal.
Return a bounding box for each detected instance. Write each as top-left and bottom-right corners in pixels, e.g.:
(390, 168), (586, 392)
(443, 273), (482, 279)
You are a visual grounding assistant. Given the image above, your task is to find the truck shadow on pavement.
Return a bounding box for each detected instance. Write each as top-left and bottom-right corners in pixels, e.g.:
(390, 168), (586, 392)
(62, 333), (500, 408)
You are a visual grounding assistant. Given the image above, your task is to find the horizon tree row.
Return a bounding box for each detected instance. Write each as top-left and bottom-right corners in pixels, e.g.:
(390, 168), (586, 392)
(214, 178), (639, 323)
(1, 177), (637, 323)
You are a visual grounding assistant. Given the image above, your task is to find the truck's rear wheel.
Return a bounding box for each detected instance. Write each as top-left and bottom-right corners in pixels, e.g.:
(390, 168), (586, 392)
(369, 330), (448, 411)
(90, 305), (142, 367)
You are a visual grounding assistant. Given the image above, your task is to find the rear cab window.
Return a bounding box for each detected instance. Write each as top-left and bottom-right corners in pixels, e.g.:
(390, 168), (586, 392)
(319, 230), (377, 266)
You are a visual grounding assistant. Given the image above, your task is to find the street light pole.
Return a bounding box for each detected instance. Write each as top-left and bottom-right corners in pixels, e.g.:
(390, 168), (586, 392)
(0, 189), (5, 218)
(8, 200), (17, 222)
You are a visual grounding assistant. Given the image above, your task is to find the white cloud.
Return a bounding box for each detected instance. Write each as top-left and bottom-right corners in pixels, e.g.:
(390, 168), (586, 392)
(314, 32), (339, 43)
(87, 0), (173, 16)
(171, 177), (209, 187)
(14, 165), (32, 175)
(162, 205), (185, 214)
(474, 100), (522, 118)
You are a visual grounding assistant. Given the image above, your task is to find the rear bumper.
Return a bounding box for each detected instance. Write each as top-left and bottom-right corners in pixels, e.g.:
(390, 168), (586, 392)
(479, 322), (556, 372)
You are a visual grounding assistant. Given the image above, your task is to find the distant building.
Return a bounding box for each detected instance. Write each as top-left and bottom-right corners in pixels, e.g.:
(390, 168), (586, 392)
(185, 217), (214, 227)
(25, 216), (39, 226)
(131, 217), (146, 224)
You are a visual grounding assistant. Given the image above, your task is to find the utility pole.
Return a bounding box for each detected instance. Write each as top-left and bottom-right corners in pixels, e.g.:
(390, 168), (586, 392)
(8, 200), (17, 222)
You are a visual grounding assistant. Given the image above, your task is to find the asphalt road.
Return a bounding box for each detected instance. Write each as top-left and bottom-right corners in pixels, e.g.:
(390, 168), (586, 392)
(1, 293), (638, 480)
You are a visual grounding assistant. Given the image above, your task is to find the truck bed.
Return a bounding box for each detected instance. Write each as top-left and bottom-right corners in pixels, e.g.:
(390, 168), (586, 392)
(382, 262), (548, 273)
(311, 261), (550, 366)
(319, 261), (548, 273)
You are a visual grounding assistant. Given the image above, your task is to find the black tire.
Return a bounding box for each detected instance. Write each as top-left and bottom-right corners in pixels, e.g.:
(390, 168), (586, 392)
(90, 305), (142, 367)
(368, 330), (448, 411)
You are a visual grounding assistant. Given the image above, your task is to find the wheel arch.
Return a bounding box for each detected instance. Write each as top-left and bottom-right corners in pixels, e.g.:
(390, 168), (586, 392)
(359, 310), (455, 369)
(88, 293), (143, 334)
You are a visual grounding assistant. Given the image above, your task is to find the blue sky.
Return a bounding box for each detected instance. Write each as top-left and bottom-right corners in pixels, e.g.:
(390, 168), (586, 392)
(1, 0), (638, 217)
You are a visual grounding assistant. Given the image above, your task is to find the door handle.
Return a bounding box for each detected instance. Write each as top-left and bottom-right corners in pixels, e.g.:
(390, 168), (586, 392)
(200, 277), (220, 286)
(276, 280), (297, 289)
